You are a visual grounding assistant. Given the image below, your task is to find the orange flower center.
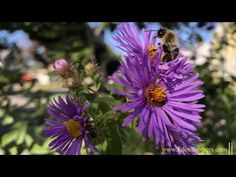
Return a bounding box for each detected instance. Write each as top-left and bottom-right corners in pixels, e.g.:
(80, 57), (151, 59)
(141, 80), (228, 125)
(144, 85), (167, 106)
(148, 45), (158, 61)
(65, 119), (82, 138)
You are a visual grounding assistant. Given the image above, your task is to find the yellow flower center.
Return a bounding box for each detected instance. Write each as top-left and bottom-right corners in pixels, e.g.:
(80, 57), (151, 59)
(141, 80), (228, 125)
(65, 119), (82, 138)
(148, 45), (158, 60)
(144, 85), (167, 106)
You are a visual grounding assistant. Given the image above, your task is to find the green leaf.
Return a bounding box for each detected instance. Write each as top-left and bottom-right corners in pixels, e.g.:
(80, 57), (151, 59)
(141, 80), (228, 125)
(30, 138), (56, 155)
(83, 93), (96, 102)
(105, 122), (122, 154)
(9, 146), (17, 155)
(1, 131), (18, 147)
(95, 82), (101, 91)
(98, 140), (108, 152)
(2, 115), (14, 125)
(30, 143), (51, 155)
(0, 108), (5, 117)
(95, 96), (119, 113)
(16, 128), (27, 145)
(120, 127), (148, 155)
(25, 134), (33, 147)
(103, 110), (116, 118)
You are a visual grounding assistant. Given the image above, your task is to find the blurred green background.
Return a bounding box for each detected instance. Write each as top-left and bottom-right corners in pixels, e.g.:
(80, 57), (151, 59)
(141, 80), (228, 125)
(0, 22), (236, 155)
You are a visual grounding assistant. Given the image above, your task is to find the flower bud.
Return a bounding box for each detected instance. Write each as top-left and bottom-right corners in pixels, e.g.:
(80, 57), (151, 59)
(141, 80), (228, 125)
(53, 59), (69, 75)
(84, 62), (97, 74)
(65, 77), (78, 89)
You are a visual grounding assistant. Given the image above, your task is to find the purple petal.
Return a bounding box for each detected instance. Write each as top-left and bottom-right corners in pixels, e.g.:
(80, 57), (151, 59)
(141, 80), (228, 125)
(114, 99), (145, 112)
(163, 105), (201, 123)
(122, 108), (142, 126)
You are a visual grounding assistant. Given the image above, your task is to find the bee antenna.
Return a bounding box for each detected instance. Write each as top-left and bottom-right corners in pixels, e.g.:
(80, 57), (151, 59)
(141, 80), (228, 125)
(144, 29), (159, 32)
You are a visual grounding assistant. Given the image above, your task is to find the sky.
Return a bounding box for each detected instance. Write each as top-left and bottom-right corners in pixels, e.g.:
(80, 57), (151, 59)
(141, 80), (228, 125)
(0, 30), (32, 49)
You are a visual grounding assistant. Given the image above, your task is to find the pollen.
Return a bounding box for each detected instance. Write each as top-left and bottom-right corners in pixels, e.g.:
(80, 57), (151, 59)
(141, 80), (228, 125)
(148, 45), (158, 60)
(65, 119), (82, 138)
(144, 85), (167, 106)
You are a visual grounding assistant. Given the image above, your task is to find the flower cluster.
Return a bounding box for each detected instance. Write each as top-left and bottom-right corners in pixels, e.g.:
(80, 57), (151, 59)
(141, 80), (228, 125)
(110, 23), (205, 154)
(44, 23), (205, 155)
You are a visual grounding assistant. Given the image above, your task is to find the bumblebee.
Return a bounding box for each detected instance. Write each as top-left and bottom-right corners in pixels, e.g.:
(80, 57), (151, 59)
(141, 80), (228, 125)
(147, 28), (192, 63)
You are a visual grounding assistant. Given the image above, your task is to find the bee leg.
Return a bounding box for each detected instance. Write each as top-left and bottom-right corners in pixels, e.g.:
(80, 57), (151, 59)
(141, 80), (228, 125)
(162, 53), (172, 62)
(153, 35), (158, 39)
(171, 48), (179, 59)
(162, 44), (170, 53)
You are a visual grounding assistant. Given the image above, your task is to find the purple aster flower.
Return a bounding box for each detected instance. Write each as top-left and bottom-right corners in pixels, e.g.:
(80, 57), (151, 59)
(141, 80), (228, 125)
(113, 22), (159, 63)
(44, 96), (98, 155)
(110, 23), (205, 154)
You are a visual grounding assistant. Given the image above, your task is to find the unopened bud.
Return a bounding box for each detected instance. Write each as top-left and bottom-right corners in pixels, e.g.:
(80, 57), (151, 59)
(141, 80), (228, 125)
(65, 77), (78, 89)
(82, 77), (93, 85)
(53, 59), (69, 75)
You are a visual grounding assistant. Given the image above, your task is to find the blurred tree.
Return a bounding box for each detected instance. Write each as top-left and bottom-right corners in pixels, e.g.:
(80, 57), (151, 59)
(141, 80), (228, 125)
(196, 23), (236, 152)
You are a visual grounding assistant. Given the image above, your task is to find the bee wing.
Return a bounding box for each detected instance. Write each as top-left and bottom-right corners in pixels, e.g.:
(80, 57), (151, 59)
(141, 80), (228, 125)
(177, 38), (194, 51)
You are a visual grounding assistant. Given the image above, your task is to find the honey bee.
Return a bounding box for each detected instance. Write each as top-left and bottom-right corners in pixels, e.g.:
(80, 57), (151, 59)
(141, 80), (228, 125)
(147, 28), (193, 63)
